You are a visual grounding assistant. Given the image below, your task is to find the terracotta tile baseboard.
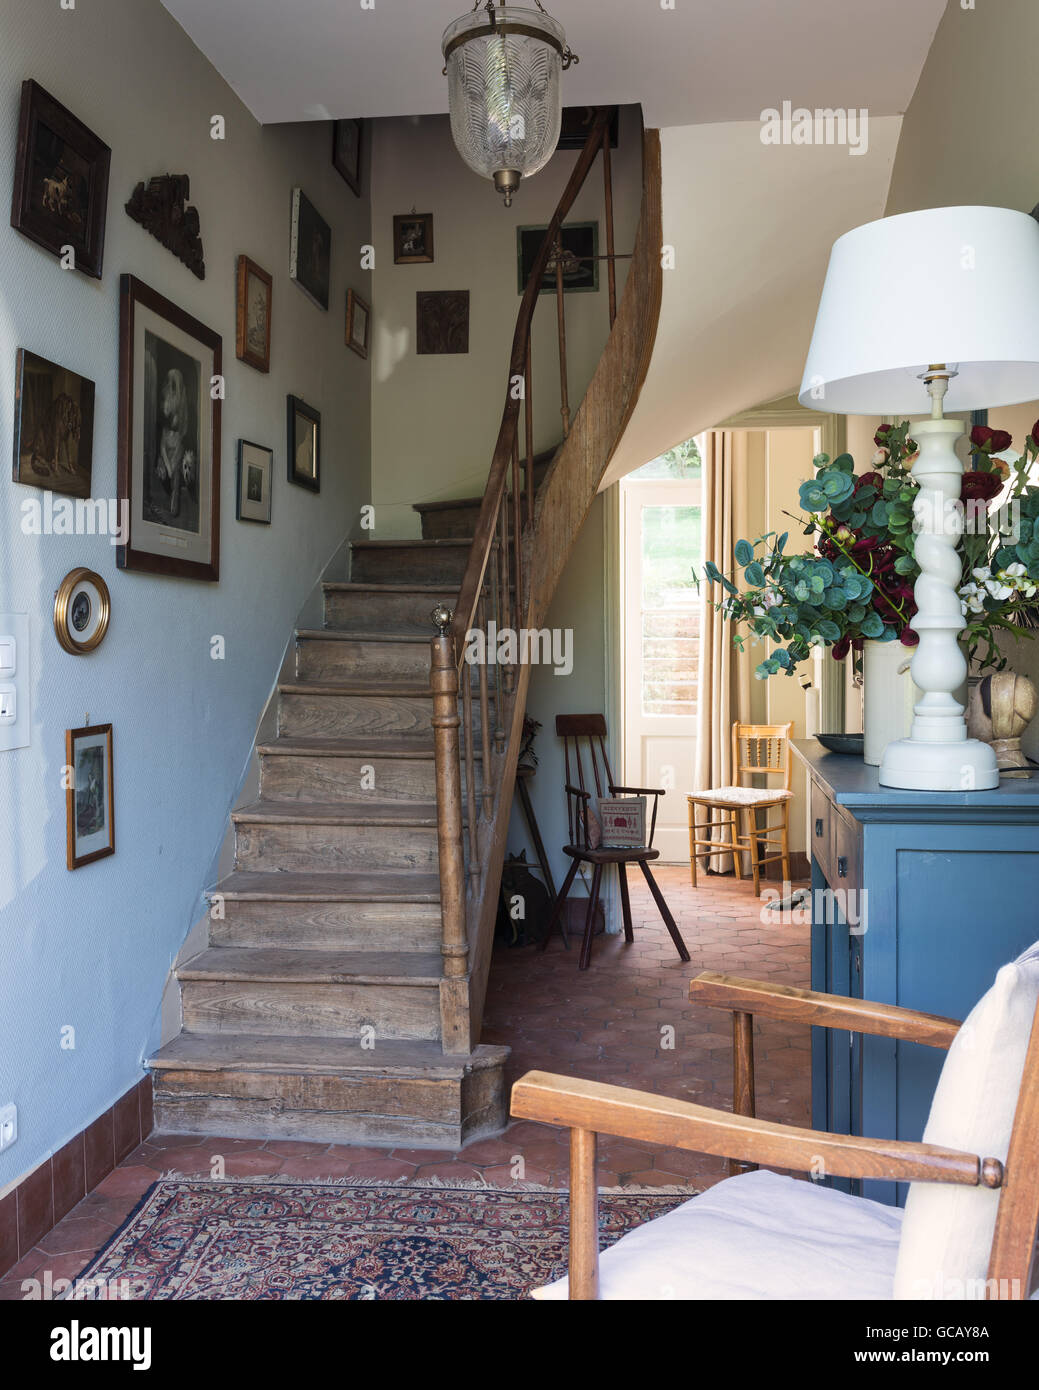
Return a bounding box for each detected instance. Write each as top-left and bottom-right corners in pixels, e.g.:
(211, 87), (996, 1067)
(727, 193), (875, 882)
(0, 1076), (152, 1280)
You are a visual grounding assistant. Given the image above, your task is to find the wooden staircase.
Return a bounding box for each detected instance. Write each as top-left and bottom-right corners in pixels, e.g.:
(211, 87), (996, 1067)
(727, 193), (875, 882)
(149, 111), (663, 1150)
(148, 539), (508, 1148)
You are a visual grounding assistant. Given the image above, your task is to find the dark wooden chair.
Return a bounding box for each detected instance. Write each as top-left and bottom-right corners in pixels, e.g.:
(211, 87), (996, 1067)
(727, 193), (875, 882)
(538, 714), (690, 971)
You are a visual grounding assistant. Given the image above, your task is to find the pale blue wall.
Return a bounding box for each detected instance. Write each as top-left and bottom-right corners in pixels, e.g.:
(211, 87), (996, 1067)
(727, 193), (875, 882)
(0, 0), (372, 1188)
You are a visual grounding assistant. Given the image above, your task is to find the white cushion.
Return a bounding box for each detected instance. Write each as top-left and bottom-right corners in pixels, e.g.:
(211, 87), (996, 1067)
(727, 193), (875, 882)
(532, 1169), (902, 1300)
(893, 941), (1039, 1301)
(694, 786), (793, 806)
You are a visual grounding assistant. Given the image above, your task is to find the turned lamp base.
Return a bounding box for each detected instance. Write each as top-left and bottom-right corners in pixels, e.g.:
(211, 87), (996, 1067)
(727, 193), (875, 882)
(879, 734), (999, 791)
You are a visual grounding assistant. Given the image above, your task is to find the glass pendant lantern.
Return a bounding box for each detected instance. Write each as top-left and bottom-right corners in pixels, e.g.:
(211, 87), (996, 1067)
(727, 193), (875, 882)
(442, 1), (578, 207)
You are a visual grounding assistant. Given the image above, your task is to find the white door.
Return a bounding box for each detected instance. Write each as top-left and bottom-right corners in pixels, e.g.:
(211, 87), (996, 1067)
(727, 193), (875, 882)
(621, 475), (703, 862)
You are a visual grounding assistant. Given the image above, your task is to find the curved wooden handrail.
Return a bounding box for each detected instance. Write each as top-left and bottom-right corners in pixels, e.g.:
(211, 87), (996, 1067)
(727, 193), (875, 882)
(448, 106), (613, 662)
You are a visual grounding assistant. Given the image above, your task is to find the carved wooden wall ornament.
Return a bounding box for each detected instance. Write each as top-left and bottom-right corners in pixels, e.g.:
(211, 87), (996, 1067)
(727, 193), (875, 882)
(125, 173), (205, 280)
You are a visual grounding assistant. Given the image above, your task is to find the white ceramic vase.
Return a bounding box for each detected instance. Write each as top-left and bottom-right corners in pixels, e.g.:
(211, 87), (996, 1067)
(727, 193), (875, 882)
(862, 638), (917, 767)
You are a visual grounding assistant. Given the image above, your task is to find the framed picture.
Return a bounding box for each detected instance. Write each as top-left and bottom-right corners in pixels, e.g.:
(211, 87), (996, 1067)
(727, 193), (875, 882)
(416, 291), (469, 355)
(11, 80), (111, 279)
(117, 274), (222, 581)
(332, 119), (363, 196)
(236, 440), (273, 524)
(557, 105), (619, 151)
(517, 221), (599, 295)
(290, 188), (331, 310)
(54, 568), (110, 655)
(394, 213), (434, 265)
(236, 255), (272, 373)
(287, 396), (320, 493)
(65, 724), (114, 870)
(345, 289), (370, 359)
(13, 348), (95, 498)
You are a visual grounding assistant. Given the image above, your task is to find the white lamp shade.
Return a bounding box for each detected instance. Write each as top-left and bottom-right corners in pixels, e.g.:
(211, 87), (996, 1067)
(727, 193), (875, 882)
(799, 206), (1039, 415)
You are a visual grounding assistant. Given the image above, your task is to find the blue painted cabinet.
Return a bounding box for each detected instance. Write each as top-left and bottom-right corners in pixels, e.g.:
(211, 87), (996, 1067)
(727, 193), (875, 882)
(796, 742), (1039, 1206)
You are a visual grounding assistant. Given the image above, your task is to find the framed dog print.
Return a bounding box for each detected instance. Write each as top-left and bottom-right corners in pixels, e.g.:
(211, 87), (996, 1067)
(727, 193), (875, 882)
(237, 440), (273, 524)
(236, 255), (272, 373)
(117, 274), (222, 581)
(65, 723), (114, 869)
(394, 213), (434, 265)
(290, 188), (331, 310)
(13, 348), (95, 498)
(332, 119), (362, 196)
(11, 80), (111, 279)
(345, 289), (370, 359)
(287, 396), (320, 493)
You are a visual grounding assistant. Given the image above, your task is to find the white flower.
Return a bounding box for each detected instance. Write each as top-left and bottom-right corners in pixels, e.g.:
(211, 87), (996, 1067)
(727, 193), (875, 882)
(972, 566), (992, 583)
(1004, 562), (1027, 579)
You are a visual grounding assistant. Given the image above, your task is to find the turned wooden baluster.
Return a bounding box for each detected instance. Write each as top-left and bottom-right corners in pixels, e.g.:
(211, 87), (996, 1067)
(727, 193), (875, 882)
(555, 231), (571, 438)
(460, 630), (480, 890)
(729, 1010), (758, 1176)
(430, 606), (471, 1054)
(476, 594), (494, 818)
(602, 122), (617, 328)
(512, 432), (523, 626)
(498, 491), (514, 697)
(525, 337), (534, 526)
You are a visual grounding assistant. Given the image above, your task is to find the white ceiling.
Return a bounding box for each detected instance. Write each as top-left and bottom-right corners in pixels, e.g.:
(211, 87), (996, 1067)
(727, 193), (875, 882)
(160, 0), (946, 128)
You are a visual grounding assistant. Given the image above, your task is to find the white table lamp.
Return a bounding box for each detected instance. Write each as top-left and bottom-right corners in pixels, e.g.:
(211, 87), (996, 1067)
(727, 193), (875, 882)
(799, 206), (1039, 791)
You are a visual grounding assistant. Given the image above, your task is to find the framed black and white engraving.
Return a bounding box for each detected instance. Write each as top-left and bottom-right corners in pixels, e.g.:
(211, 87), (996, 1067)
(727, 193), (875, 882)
(236, 440), (273, 524)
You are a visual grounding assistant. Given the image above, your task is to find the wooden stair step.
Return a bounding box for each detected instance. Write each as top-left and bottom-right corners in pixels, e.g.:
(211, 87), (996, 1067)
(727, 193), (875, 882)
(257, 736), (437, 759)
(321, 583), (463, 635)
(177, 946), (443, 987)
(148, 1034), (510, 1148)
(232, 799), (441, 827)
(209, 868), (441, 901)
(257, 734), (481, 805)
(277, 681), (490, 740)
(349, 539), (473, 585)
(232, 799), (443, 874)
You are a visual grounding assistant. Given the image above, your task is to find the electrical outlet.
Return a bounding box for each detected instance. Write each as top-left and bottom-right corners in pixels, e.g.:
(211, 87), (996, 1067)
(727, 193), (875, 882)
(0, 1103), (16, 1151)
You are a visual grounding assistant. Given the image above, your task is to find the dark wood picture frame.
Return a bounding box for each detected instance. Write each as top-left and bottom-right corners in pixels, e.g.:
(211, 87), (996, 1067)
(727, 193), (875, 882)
(65, 723), (114, 870)
(11, 79), (111, 280)
(117, 274), (222, 581)
(394, 212), (434, 265)
(416, 290), (470, 355)
(332, 119), (363, 196)
(517, 220), (599, 295)
(236, 439), (273, 524)
(13, 347), (96, 498)
(345, 288), (370, 359)
(290, 188), (331, 311)
(287, 396), (321, 493)
(235, 255), (272, 373)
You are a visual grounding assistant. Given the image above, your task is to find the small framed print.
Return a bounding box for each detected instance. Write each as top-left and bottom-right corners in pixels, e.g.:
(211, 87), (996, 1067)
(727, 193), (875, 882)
(346, 289), (370, 359)
(394, 212), (434, 265)
(13, 348), (95, 498)
(54, 567), (110, 654)
(65, 724), (114, 870)
(599, 796), (647, 850)
(236, 255), (272, 373)
(117, 274), (222, 581)
(290, 188), (331, 310)
(287, 396), (320, 493)
(518, 220), (599, 295)
(332, 119), (363, 196)
(11, 79), (111, 279)
(237, 440), (273, 524)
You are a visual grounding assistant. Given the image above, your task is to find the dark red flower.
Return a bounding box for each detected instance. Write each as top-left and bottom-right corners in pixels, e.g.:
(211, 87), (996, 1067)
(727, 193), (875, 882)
(1031, 419), (1039, 446)
(970, 425), (1012, 454)
(899, 628), (919, 647)
(855, 471), (885, 493)
(961, 471), (1003, 503)
(989, 429), (1012, 453)
(873, 425), (892, 446)
(831, 635), (851, 661)
(970, 425), (995, 450)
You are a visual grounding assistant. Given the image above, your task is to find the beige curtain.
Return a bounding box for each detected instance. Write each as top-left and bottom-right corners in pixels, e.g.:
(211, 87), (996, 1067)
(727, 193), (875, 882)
(694, 430), (752, 872)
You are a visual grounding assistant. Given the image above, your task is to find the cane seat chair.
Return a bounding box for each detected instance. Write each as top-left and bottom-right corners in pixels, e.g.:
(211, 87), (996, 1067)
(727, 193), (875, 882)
(687, 721), (793, 894)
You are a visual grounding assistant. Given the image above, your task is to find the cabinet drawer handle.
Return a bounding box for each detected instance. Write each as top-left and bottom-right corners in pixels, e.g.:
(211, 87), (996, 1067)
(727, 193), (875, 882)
(837, 855), (848, 878)
(815, 818), (824, 837)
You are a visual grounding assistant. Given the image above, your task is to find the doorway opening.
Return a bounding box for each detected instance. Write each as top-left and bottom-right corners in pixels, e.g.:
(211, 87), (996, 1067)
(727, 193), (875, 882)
(619, 436), (704, 862)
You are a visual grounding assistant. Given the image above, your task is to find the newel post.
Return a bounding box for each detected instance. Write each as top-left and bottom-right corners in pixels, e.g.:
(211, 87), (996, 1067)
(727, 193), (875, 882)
(430, 606), (472, 1055)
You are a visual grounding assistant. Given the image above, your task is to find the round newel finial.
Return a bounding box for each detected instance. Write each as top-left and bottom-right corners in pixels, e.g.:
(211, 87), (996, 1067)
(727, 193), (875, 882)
(431, 604), (453, 635)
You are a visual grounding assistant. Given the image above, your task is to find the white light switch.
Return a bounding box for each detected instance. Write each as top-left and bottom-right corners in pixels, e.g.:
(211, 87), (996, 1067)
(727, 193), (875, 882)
(0, 636), (13, 677)
(0, 687), (14, 723)
(0, 615), (28, 751)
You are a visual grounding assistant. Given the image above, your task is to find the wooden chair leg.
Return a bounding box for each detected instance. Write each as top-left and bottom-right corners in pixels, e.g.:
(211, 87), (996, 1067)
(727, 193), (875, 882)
(637, 859), (691, 962)
(617, 862), (634, 943)
(745, 808), (761, 895)
(539, 858), (579, 952)
(578, 863), (604, 971)
(730, 810), (742, 880)
(688, 799), (697, 887)
(780, 804), (791, 885)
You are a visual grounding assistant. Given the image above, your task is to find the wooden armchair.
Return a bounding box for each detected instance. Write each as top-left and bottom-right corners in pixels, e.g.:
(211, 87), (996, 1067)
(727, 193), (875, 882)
(511, 964), (1039, 1300)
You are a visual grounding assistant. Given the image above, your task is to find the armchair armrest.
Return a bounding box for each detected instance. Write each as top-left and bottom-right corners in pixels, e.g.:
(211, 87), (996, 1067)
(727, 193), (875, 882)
(565, 784), (591, 800)
(690, 972), (961, 1049)
(608, 785), (663, 798)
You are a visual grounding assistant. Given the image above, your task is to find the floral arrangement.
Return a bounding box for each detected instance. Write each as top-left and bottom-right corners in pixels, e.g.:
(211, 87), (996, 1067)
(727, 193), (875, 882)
(702, 420), (1039, 680)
